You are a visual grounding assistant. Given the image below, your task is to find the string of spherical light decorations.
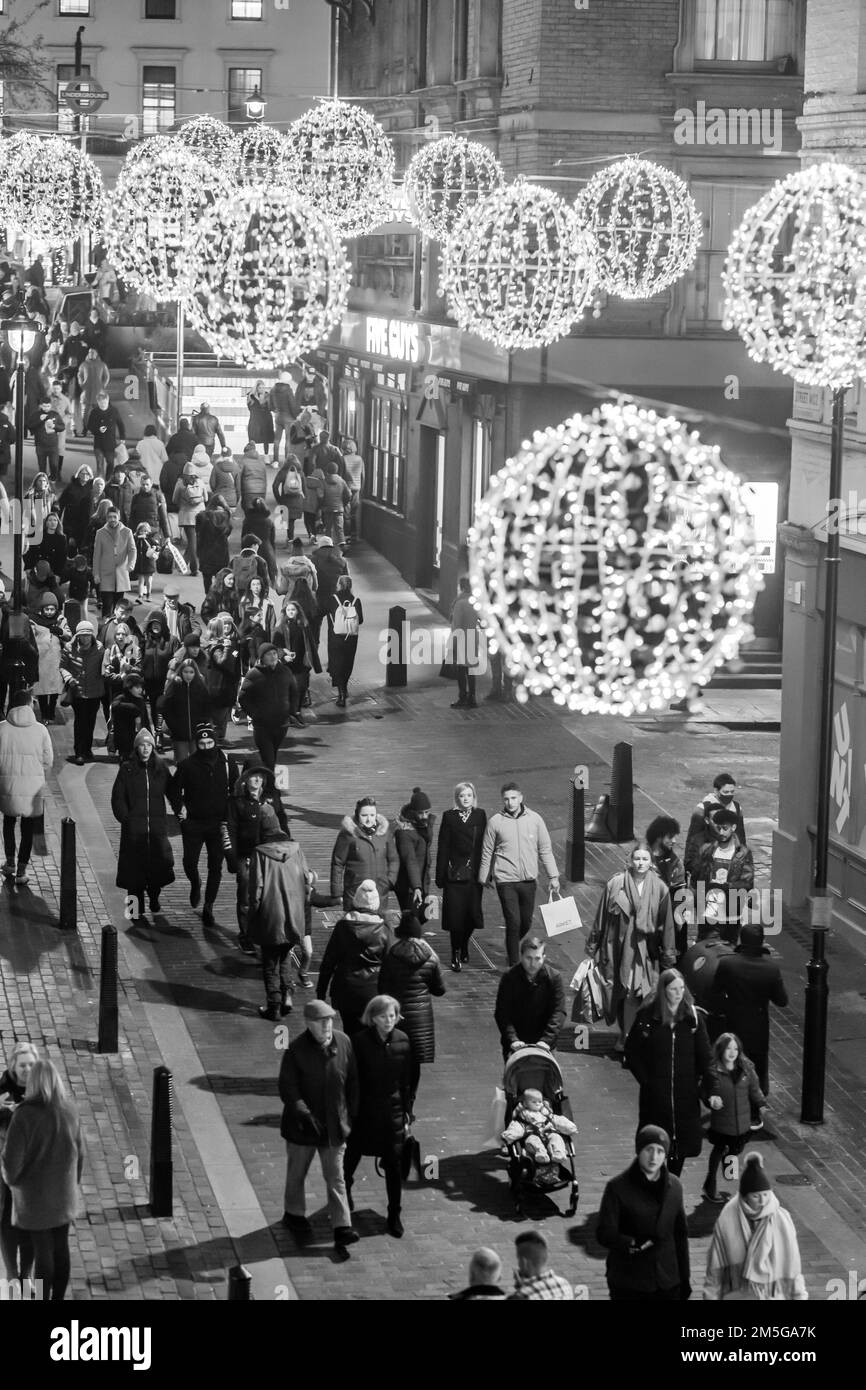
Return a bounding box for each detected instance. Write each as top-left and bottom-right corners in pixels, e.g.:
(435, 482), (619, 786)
(404, 135), (505, 243)
(175, 114), (238, 176)
(284, 99), (396, 239)
(0, 132), (105, 248)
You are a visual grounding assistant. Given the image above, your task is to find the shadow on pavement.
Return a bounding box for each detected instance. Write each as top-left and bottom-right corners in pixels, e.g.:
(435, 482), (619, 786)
(188, 1073), (279, 1098)
(565, 1210), (606, 1260)
(131, 976), (250, 1014)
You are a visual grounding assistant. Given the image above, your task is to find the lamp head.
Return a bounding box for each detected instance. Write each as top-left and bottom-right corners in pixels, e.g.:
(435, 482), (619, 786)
(245, 87), (266, 122)
(4, 317), (37, 361)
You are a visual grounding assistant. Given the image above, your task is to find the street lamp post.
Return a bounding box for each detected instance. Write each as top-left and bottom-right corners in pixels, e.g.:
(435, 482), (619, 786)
(2, 318), (37, 614)
(245, 87), (266, 123)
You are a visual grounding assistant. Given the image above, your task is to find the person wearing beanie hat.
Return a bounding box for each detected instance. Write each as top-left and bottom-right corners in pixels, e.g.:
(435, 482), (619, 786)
(684, 772), (747, 882)
(110, 708), (179, 918)
(187, 444), (213, 492)
(59, 618), (105, 764)
(31, 593), (71, 723)
(711, 924), (788, 1117)
(703, 1153), (807, 1299)
(109, 667), (152, 762)
(310, 525), (347, 649)
(227, 759), (293, 957)
(393, 788), (436, 918)
(172, 718), (239, 926)
(330, 798), (397, 912)
(0, 683), (52, 884)
(597, 1124), (691, 1301)
(237, 642), (295, 771)
(317, 878), (390, 1037)
(247, 800), (311, 1020)
(379, 911), (446, 1113)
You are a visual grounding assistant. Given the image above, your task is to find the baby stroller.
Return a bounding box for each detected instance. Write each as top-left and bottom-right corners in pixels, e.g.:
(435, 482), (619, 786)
(502, 1047), (579, 1219)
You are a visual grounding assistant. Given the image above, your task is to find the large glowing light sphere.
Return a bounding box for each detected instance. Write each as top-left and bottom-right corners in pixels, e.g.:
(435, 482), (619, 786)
(233, 124), (291, 188)
(468, 402), (763, 715)
(723, 162), (866, 388)
(1, 133), (105, 247)
(284, 99), (395, 237)
(184, 188), (352, 368)
(440, 181), (595, 351)
(405, 135), (504, 242)
(576, 157), (702, 299)
(175, 115), (237, 175)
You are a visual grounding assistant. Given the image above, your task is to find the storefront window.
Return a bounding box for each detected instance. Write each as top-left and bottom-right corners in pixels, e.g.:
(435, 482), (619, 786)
(367, 392), (406, 513)
(338, 382), (358, 445)
(471, 417), (491, 522)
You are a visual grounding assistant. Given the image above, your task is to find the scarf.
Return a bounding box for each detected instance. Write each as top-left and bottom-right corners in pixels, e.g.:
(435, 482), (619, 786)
(704, 1192), (807, 1300)
(458, 808), (472, 823)
(619, 870), (660, 997)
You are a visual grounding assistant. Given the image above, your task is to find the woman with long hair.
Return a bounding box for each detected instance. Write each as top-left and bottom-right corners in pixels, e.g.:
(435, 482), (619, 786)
(327, 573), (363, 709)
(702, 1032), (766, 1205)
(1, 1058), (84, 1301)
(0, 1042), (39, 1282)
(247, 379), (275, 453)
(435, 781), (487, 972)
(272, 598), (320, 716)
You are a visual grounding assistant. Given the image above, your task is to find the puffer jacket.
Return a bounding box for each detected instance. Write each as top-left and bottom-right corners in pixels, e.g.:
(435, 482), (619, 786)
(378, 937), (446, 1064)
(330, 813), (398, 908)
(195, 505), (232, 575)
(393, 810), (436, 908)
(238, 660), (293, 726)
(321, 471), (350, 512)
(705, 1057), (766, 1139)
(239, 452), (269, 511)
(156, 671), (212, 741)
(60, 636), (105, 699)
(317, 912), (392, 1021)
(228, 762), (291, 860)
(172, 476), (206, 526)
(247, 837), (308, 947)
(0, 704), (53, 816)
(140, 611), (174, 688)
(210, 456), (240, 509)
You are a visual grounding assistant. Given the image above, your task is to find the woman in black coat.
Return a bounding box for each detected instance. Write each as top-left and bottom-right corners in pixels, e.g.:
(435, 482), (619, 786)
(317, 881), (391, 1037)
(597, 1124), (691, 1301)
(379, 911), (445, 1110)
(241, 499), (277, 583)
(110, 727), (180, 918)
(57, 465), (94, 552)
(624, 969), (718, 1177)
(435, 781), (487, 972)
(195, 497), (232, 595)
(23, 513), (68, 581)
(344, 994), (412, 1238)
(247, 381), (275, 450)
(327, 573), (363, 708)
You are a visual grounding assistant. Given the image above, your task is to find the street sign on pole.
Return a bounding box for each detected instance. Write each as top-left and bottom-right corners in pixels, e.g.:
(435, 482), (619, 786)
(62, 80), (108, 116)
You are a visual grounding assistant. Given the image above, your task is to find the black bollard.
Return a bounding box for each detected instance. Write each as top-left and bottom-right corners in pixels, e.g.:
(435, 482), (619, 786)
(801, 900), (831, 1124)
(385, 604), (407, 688)
(97, 925), (119, 1052)
(566, 766), (587, 882)
(58, 817), (77, 931)
(228, 1265), (252, 1301)
(150, 1065), (173, 1217)
(608, 742), (634, 842)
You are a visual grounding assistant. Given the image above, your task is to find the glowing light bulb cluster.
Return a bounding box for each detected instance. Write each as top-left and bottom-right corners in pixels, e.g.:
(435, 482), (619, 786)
(175, 115), (237, 175)
(722, 162), (866, 388)
(576, 157), (702, 299)
(184, 187), (352, 369)
(233, 123), (292, 188)
(440, 181), (595, 351)
(405, 135), (504, 242)
(284, 99), (395, 237)
(0, 132), (105, 247)
(468, 402), (763, 715)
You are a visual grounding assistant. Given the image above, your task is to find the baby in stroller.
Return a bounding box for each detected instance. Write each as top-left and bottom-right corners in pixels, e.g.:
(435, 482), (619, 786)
(502, 1088), (577, 1166)
(501, 1047), (580, 1214)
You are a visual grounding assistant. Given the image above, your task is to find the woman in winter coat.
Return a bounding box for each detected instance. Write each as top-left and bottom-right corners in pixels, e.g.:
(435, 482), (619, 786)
(393, 787), (435, 915)
(272, 452), (305, 539)
(156, 659), (212, 764)
(317, 880), (392, 1037)
(210, 450), (241, 511)
(300, 462), (325, 540)
(276, 540), (319, 629)
(186, 444), (214, 494)
(241, 497), (277, 584)
(435, 781), (487, 972)
(140, 608), (173, 727)
(202, 634), (241, 742)
(624, 969), (718, 1178)
(59, 620), (105, 764)
(331, 797), (398, 911)
(201, 567), (241, 625)
(227, 760), (292, 954)
(598, 1124), (691, 1302)
(24, 510), (68, 582)
(111, 726), (179, 917)
(247, 380), (275, 451)
(57, 464), (94, 552)
(0, 1059), (84, 1302)
(247, 805), (311, 1020)
(0, 1041), (39, 1283)
(31, 594), (71, 722)
(379, 911), (445, 1110)
(172, 464), (206, 576)
(272, 598), (320, 711)
(0, 691), (53, 883)
(701, 1032), (767, 1205)
(344, 994), (412, 1238)
(703, 1153), (808, 1301)
(327, 573), (363, 708)
(109, 671), (153, 763)
(195, 495), (233, 595)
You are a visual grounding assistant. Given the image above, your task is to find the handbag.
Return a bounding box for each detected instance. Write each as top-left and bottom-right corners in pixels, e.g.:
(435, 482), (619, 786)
(400, 1126), (422, 1182)
(539, 889), (583, 938)
(114, 441), (129, 467)
(438, 660), (457, 680)
(447, 823), (476, 882)
(569, 958), (612, 1024)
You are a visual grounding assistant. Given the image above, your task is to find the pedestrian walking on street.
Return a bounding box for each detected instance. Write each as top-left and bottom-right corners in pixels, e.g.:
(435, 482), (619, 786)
(270, 372), (298, 465)
(247, 803), (311, 1020)
(646, 815), (689, 957)
(172, 465), (206, 577)
(159, 584), (199, 647)
(209, 448), (241, 511)
(92, 506), (136, 616)
(241, 497), (278, 584)
(0, 1042), (39, 1284)
(173, 721), (239, 927)
(57, 465), (94, 554)
(478, 783), (560, 967)
(0, 691), (52, 886)
(24, 511), (68, 585)
(0, 1059), (84, 1303)
(684, 772), (747, 884)
(507, 1230), (574, 1300)
(393, 787), (435, 915)
(597, 1125), (691, 1302)
(247, 380), (275, 454)
(701, 1034), (767, 1205)
(227, 760), (291, 955)
(238, 441), (269, 513)
(379, 911), (445, 1113)
(710, 924), (789, 1109)
(586, 841), (677, 1048)
(85, 390), (125, 480)
(137, 424), (169, 485)
(494, 935), (565, 1061)
(311, 535), (347, 648)
(31, 595), (70, 723)
(448, 576), (482, 709)
(624, 969), (718, 1177)
(678, 923), (735, 1042)
(238, 643), (295, 771)
(279, 999), (359, 1253)
(703, 1153), (808, 1300)
(692, 808), (755, 945)
(201, 568), (241, 626)
(77, 351), (110, 438)
(109, 671), (152, 763)
(320, 460), (350, 546)
(330, 798), (397, 911)
(272, 599), (319, 715)
(344, 994), (412, 1239)
(449, 1248), (507, 1300)
(435, 781), (487, 971)
(341, 437), (364, 542)
(191, 402), (226, 459)
(317, 880), (392, 1037)
(111, 726), (180, 918)
(272, 452), (305, 541)
(165, 417), (196, 464)
(202, 633), (240, 743)
(140, 609), (173, 728)
(60, 620), (105, 765)
(195, 494), (233, 596)
(326, 573), (362, 708)
(157, 659), (212, 765)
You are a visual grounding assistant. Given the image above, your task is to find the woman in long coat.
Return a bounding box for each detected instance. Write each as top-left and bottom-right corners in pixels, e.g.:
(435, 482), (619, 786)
(327, 573), (363, 708)
(57, 464), (94, 552)
(624, 968), (718, 1178)
(110, 726), (180, 918)
(378, 912), (445, 1112)
(272, 598), (321, 711)
(435, 781), (487, 972)
(586, 840), (677, 1047)
(247, 381), (275, 450)
(317, 880), (391, 1036)
(343, 994), (412, 1238)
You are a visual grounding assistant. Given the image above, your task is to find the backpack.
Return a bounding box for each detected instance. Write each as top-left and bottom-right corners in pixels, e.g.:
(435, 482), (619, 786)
(284, 468), (303, 495)
(231, 550), (260, 594)
(333, 598), (359, 637)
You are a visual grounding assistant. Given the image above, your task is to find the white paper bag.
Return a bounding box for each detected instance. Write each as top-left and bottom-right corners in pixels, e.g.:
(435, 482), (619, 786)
(539, 890), (583, 938)
(480, 1085), (508, 1150)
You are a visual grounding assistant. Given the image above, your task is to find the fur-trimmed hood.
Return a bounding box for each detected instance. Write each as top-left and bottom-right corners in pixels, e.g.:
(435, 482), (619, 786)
(341, 812), (389, 839)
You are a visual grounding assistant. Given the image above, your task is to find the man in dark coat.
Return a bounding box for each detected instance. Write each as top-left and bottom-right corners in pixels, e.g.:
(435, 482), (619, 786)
(165, 417), (196, 463)
(228, 760), (291, 955)
(679, 925), (735, 1042)
(692, 808), (755, 945)
(247, 804), (311, 1020)
(279, 998), (360, 1252)
(86, 391), (125, 478)
(494, 936), (565, 1061)
(173, 720), (239, 926)
(238, 643), (295, 771)
(684, 771), (747, 882)
(191, 402), (226, 458)
(710, 924), (789, 1104)
(597, 1125), (691, 1301)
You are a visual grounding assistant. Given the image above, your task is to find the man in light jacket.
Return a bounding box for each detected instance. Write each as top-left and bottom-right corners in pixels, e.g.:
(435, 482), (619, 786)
(479, 782), (560, 966)
(92, 506), (137, 617)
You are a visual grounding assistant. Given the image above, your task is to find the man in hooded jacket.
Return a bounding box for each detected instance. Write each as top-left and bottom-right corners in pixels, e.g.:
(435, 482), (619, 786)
(227, 759), (291, 954)
(247, 803), (313, 1020)
(173, 720), (239, 927)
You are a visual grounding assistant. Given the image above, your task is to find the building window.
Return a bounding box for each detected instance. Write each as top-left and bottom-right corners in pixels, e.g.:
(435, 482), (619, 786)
(228, 67), (263, 126)
(685, 182), (764, 324)
(338, 378), (359, 446)
(146, 0), (177, 17)
(142, 65), (176, 135)
(470, 417), (491, 522)
(231, 0), (263, 18)
(695, 0), (795, 63)
(368, 393), (405, 511)
(453, 0), (469, 81)
(57, 63), (91, 134)
(58, 0), (90, 14)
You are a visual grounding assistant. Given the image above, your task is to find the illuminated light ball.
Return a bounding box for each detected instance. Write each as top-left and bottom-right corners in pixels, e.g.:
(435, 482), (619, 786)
(107, 141), (218, 302)
(468, 402), (763, 715)
(233, 123), (291, 188)
(722, 162), (866, 388)
(440, 180), (595, 351)
(175, 115), (237, 174)
(576, 156), (702, 299)
(404, 135), (504, 242)
(284, 99), (395, 237)
(184, 187), (352, 369)
(2, 132), (105, 247)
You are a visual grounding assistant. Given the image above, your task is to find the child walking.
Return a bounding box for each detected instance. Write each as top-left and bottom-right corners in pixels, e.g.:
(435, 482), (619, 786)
(702, 1032), (766, 1205)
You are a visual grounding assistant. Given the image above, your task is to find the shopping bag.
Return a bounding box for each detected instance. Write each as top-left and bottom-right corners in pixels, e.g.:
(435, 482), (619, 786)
(539, 889), (582, 937)
(480, 1085), (508, 1150)
(166, 512), (181, 541)
(569, 958), (611, 1024)
(114, 441), (129, 467)
(165, 540), (190, 576)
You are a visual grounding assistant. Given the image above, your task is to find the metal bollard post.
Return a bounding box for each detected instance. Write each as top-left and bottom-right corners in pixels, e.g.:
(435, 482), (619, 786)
(385, 603), (407, 688)
(96, 925), (119, 1052)
(227, 1265), (252, 1301)
(608, 742), (634, 842)
(149, 1065), (173, 1217)
(566, 765), (587, 882)
(801, 897), (831, 1124)
(58, 817), (77, 931)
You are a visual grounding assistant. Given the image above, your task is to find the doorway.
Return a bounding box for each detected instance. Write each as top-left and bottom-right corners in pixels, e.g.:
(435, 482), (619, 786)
(415, 428), (446, 589)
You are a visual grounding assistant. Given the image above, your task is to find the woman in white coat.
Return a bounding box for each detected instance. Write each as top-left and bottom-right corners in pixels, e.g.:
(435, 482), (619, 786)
(31, 594), (72, 723)
(0, 691), (53, 884)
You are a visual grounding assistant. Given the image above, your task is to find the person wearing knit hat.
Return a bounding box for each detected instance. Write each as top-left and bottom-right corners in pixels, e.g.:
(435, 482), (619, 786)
(597, 1124), (691, 1301)
(703, 1153), (807, 1300)
(109, 668), (152, 762)
(237, 641), (295, 771)
(316, 878), (390, 1037)
(246, 800), (310, 1020)
(394, 788), (435, 918)
(59, 618), (105, 764)
(172, 717), (240, 926)
(31, 593), (71, 723)
(111, 717), (179, 920)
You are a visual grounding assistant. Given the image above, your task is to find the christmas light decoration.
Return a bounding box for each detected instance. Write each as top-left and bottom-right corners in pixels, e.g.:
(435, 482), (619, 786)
(106, 141), (218, 302)
(1, 132), (105, 247)
(468, 402), (763, 715)
(183, 187), (352, 369)
(440, 180), (594, 351)
(175, 114), (237, 175)
(233, 123), (291, 188)
(284, 99), (395, 237)
(576, 157), (702, 299)
(722, 162), (866, 388)
(404, 135), (504, 242)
